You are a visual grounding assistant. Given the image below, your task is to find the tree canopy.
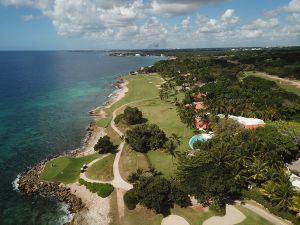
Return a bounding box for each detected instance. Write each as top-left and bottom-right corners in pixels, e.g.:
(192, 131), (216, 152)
(124, 171), (191, 215)
(123, 106), (145, 125)
(125, 124), (167, 153)
(94, 135), (116, 154)
(176, 125), (298, 208)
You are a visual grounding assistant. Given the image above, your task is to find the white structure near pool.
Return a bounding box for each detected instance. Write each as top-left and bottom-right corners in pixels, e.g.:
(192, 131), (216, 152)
(290, 174), (300, 189)
(218, 114), (265, 130)
(189, 134), (213, 149)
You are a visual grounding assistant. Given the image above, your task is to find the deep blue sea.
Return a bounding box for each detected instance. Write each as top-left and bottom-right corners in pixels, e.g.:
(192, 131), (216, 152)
(0, 51), (160, 225)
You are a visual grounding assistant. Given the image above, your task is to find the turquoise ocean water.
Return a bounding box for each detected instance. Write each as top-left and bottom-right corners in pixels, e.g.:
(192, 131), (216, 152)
(0, 51), (160, 224)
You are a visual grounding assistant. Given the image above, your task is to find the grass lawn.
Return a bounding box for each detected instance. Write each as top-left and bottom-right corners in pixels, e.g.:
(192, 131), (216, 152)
(235, 205), (274, 225)
(109, 191), (163, 225)
(97, 74), (163, 128)
(131, 98), (195, 177)
(98, 74), (195, 177)
(171, 205), (215, 225)
(119, 145), (150, 181)
(106, 125), (121, 146)
(85, 154), (115, 181)
(134, 98), (194, 152)
(245, 71), (300, 96)
(147, 151), (175, 177)
(40, 154), (99, 184)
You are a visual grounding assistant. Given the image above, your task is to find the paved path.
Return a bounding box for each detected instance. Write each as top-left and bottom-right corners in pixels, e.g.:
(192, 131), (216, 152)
(243, 202), (292, 225)
(80, 98), (158, 190)
(161, 215), (190, 225)
(80, 107), (133, 190)
(203, 205), (246, 225)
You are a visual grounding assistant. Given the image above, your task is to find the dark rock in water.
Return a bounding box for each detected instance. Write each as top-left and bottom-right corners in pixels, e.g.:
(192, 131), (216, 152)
(18, 164), (84, 214)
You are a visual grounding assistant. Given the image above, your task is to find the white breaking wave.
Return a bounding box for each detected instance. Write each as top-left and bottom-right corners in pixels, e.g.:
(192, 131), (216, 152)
(12, 174), (21, 192)
(57, 202), (74, 225)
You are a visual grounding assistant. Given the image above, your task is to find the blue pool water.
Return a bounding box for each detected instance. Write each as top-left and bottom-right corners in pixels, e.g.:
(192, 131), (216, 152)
(0, 51), (160, 224)
(189, 135), (207, 149)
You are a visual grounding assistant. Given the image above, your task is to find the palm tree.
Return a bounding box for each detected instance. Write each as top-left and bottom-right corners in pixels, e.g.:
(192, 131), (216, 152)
(260, 178), (296, 211)
(128, 168), (144, 183)
(260, 180), (277, 199)
(288, 195), (300, 218)
(164, 139), (180, 162)
(169, 133), (181, 146)
(272, 182), (295, 211)
(246, 157), (269, 186)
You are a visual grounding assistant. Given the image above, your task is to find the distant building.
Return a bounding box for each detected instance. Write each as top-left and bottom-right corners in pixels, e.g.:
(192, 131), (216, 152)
(135, 54), (141, 57)
(168, 56), (177, 60)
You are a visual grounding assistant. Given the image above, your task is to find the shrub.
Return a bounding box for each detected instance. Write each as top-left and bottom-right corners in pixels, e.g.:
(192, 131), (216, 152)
(114, 114), (124, 124)
(94, 135), (116, 154)
(79, 179), (114, 198)
(126, 124), (167, 153)
(124, 189), (139, 210)
(123, 106), (144, 125)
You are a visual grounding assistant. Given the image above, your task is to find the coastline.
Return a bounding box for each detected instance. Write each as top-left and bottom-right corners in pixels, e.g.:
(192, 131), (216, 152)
(17, 76), (129, 225)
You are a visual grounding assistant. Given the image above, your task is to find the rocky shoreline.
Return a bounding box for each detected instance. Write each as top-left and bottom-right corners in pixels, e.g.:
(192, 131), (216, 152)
(17, 76), (126, 225)
(18, 163), (84, 214)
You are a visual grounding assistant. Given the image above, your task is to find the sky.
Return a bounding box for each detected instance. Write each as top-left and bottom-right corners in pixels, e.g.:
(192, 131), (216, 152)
(0, 0), (299, 50)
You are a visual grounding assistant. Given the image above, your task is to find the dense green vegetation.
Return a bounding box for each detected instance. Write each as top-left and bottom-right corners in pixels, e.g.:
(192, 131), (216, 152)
(269, 120), (300, 147)
(94, 135), (116, 154)
(146, 52), (300, 124)
(124, 189), (139, 210)
(199, 75), (300, 121)
(125, 170), (191, 215)
(177, 122), (299, 213)
(122, 106), (145, 125)
(99, 51), (300, 223)
(231, 49), (300, 79)
(245, 71), (300, 96)
(126, 124), (167, 153)
(41, 154), (99, 183)
(78, 179), (114, 198)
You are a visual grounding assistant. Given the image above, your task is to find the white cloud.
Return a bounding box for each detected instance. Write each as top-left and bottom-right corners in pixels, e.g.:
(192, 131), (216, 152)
(242, 18), (278, 30)
(265, 0), (300, 17)
(196, 9), (239, 34)
(0, 0), (300, 48)
(284, 0), (300, 13)
(221, 9), (239, 24)
(149, 0), (226, 16)
(181, 16), (190, 29)
(283, 13), (300, 35)
(42, 0), (145, 38)
(239, 29), (263, 38)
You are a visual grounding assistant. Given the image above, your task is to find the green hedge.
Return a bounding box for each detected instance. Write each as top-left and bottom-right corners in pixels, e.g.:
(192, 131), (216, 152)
(79, 179), (114, 198)
(242, 189), (300, 225)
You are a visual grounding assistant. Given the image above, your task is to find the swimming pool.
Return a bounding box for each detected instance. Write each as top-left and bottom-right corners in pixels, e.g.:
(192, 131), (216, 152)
(189, 135), (207, 149)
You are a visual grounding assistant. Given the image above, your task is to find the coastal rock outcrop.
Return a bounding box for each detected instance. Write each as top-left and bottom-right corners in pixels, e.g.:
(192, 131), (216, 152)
(18, 163), (84, 213)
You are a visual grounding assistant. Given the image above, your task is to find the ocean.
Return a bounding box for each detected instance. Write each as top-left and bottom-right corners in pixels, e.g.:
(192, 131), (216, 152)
(0, 51), (160, 225)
